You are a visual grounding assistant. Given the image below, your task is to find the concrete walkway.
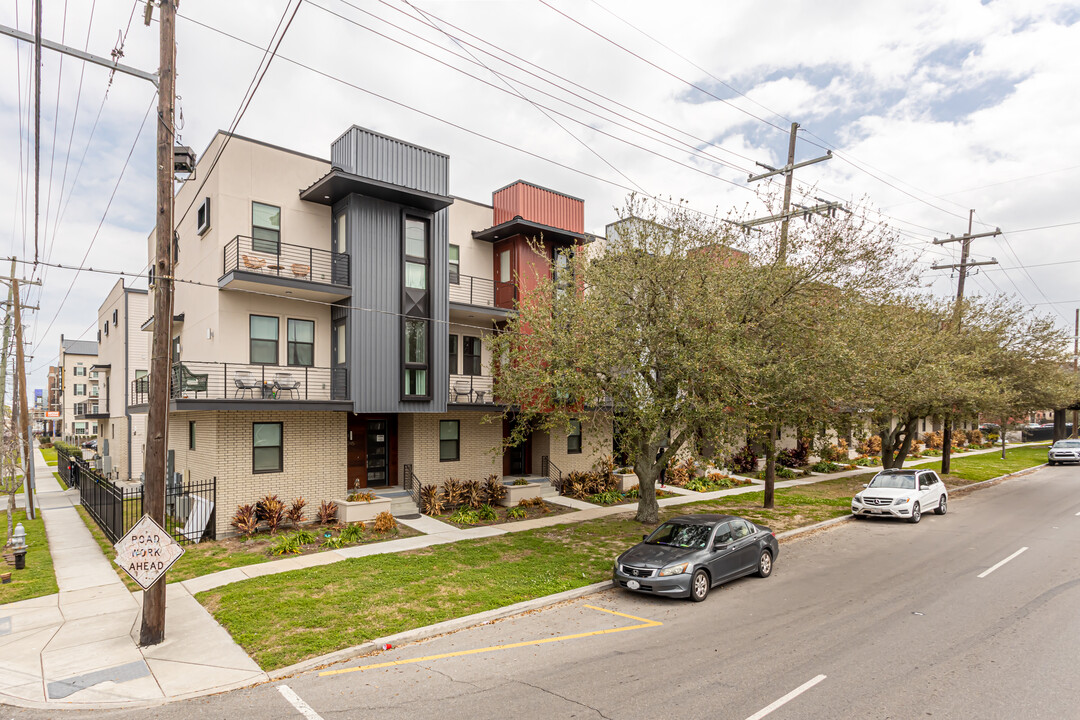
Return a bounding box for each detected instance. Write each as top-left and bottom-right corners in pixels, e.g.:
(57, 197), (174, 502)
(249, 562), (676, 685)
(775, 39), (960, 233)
(0, 444), (267, 709)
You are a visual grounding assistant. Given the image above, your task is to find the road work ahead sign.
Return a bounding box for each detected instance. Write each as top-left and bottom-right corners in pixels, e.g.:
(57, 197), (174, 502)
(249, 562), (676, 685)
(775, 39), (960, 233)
(114, 515), (185, 590)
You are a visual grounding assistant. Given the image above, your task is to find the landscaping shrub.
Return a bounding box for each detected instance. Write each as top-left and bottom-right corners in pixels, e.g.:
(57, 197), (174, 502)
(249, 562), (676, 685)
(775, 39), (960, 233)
(256, 494), (286, 534)
(231, 504), (258, 537)
(449, 507), (480, 525)
(419, 484), (444, 516)
(625, 484), (640, 499)
(346, 490), (375, 502)
(588, 489), (623, 505)
(476, 504), (498, 522)
(810, 461), (842, 473)
(442, 478), (464, 506)
(339, 523), (365, 543)
(462, 479), (484, 509)
(665, 457), (697, 487)
(758, 466), (797, 480)
(819, 439), (849, 463)
(730, 445), (758, 474)
(853, 455), (882, 467)
(858, 435), (882, 455)
(483, 475), (506, 504)
(269, 534), (304, 556)
(923, 431), (943, 449)
(316, 500), (338, 524)
(53, 440), (83, 459)
(953, 429), (969, 447)
(684, 474), (748, 492)
(506, 506), (527, 519)
(512, 477), (529, 486)
(321, 536), (345, 550)
(286, 497), (307, 526)
(968, 429), (983, 445)
(517, 496), (548, 510)
(373, 511), (397, 533)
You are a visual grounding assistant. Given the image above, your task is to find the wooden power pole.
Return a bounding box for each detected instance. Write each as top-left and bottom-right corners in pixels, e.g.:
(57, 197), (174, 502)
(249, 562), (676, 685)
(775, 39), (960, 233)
(141, 0), (176, 647)
(931, 210), (1000, 474)
(1073, 308), (1079, 439)
(13, 279), (35, 519)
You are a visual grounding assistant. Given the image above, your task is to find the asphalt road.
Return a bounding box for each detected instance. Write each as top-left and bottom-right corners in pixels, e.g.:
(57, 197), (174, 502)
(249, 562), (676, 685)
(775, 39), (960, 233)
(8, 463), (1080, 719)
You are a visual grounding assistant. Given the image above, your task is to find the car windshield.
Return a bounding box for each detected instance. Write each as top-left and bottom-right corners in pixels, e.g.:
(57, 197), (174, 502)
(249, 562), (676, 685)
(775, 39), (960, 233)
(645, 522), (712, 549)
(868, 473), (916, 490)
(1054, 440), (1080, 448)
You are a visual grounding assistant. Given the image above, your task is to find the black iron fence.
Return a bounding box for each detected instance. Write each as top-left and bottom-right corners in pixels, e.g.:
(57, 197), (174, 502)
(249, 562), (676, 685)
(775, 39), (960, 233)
(62, 450), (217, 545)
(223, 234), (349, 287)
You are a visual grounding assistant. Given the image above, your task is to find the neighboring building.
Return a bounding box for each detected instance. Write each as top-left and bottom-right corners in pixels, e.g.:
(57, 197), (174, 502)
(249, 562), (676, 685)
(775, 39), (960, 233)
(90, 279), (150, 480)
(58, 335), (98, 442)
(31, 389), (45, 433)
(144, 128), (611, 537)
(46, 366), (62, 435)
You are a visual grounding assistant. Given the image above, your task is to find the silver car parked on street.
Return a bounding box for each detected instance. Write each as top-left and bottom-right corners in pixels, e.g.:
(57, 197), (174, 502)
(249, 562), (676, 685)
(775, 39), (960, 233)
(1048, 439), (1080, 465)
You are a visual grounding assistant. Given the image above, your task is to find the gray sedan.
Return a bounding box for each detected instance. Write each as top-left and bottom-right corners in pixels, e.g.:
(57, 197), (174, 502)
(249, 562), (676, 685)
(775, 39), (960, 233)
(613, 514), (779, 602)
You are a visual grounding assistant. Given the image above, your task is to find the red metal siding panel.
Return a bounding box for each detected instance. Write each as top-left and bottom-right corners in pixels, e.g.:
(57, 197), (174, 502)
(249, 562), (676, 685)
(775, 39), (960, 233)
(493, 181), (584, 233)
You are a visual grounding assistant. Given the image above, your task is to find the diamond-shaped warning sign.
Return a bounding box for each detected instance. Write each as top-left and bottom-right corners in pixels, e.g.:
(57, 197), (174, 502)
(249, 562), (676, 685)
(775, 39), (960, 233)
(114, 515), (185, 590)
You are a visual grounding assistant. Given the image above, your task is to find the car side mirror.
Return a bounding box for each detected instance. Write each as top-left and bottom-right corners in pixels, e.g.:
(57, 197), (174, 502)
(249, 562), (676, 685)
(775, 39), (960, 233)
(862, 483), (869, 488)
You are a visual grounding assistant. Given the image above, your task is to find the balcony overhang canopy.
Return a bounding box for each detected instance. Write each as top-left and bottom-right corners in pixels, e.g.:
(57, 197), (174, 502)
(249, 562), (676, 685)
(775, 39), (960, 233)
(472, 217), (588, 245)
(89, 364), (111, 371)
(300, 169), (454, 212)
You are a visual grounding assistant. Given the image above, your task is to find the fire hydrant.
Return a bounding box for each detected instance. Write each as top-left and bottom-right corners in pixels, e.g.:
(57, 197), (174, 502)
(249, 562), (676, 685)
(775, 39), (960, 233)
(12, 522), (27, 570)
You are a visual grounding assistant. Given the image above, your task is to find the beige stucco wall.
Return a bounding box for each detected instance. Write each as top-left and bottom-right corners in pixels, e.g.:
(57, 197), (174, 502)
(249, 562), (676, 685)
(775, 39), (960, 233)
(449, 196), (494, 280)
(168, 409), (347, 538)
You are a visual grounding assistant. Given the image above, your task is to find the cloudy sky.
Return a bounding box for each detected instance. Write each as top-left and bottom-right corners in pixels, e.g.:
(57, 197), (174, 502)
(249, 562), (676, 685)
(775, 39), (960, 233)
(3, 0), (1079, 394)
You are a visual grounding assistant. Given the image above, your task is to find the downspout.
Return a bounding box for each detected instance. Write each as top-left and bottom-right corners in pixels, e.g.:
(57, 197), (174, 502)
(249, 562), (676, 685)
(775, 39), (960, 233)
(124, 288), (133, 480)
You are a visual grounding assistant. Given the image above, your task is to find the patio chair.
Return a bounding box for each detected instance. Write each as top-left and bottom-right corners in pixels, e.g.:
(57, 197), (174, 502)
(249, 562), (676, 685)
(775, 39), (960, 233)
(242, 254), (266, 270)
(290, 263), (310, 278)
(174, 363), (209, 398)
(233, 370), (261, 398)
(273, 372), (301, 399)
(452, 380), (473, 403)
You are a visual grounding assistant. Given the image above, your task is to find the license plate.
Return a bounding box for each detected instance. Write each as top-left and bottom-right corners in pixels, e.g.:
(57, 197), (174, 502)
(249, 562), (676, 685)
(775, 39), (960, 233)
(626, 580), (641, 590)
(871, 510), (883, 514)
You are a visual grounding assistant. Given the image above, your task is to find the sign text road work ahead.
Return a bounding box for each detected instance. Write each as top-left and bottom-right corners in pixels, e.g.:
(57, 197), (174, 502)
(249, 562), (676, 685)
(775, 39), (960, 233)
(114, 515), (185, 590)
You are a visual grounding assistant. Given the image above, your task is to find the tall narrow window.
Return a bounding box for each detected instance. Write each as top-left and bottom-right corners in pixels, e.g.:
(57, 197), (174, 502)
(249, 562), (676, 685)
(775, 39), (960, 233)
(189, 421), (196, 450)
(253, 422), (283, 473)
(287, 319), (315, 366)
(250, 315), (279, 364)
(567, 419), (582, 454)
(172, 335), (181, 362)
(463, 336), (481, 376)
(449, 244), (460, 284)
(404, 218), (428, 291)
(448, 334), (458, 375)
(252, 202), (281, 254)
(333, 211), (347, 253)
(334, 322), (346, 365)
(404, 319), (428, 398)
(440, 420), (460, 462)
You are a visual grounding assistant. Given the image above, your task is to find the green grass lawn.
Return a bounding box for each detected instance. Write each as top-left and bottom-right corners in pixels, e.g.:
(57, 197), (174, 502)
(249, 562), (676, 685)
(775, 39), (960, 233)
(52, 471), (68, 491)
(40, 447), (57, 466)
(922, 444), (1049, 484)
(0, 508), (57, 604)
(198, 486), (853, 670)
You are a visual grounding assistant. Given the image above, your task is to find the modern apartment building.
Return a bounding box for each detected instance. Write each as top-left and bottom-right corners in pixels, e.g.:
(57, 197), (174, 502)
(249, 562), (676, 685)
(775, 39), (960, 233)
(46, 366), (61, 435)
(58, 335), (98, 442)
(87, 279), (150, 480)
(146, 127), (611, 536)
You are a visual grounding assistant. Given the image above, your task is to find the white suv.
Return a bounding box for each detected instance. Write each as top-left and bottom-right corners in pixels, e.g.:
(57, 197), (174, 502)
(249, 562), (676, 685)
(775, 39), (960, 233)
(851, 469), (948, 524)
(1048, 439), (1080, 466)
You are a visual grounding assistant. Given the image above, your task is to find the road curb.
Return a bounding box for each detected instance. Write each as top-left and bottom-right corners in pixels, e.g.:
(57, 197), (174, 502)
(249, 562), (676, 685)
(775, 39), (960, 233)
(775, 513), (855, 541)
(267, 579), (615, 680)
(946, 463), (1047, 496)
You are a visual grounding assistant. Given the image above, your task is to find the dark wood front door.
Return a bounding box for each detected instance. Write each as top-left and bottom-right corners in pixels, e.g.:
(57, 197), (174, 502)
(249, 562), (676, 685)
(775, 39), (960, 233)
(502, 417), (532, 476)
(347, 414), (398, 490)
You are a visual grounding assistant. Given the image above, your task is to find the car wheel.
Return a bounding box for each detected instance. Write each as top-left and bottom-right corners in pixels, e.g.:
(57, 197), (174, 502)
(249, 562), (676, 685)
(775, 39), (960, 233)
(690, 569), (710, 602)
(1048, 460), (1055, 466)
(757, 549), (773, 578)
(935, 495), (947, 515)
(908, 502), (921, 524)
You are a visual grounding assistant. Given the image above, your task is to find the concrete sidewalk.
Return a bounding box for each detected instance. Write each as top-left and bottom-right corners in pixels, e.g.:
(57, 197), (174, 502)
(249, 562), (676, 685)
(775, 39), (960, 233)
(0, 444), (267, 709)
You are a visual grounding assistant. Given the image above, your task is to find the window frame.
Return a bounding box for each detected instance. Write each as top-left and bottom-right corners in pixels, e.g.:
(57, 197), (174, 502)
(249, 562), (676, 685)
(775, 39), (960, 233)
(439, 420), (460, 462)
(402, 318), (430, 400)
(196, 197), (211, 236)
(252, 422), (283, 474)
(448, 244), (460, 285)
(567, 419), (582, 454)
(251, 201), (281, 255)
(463, 336), (482, 376)
(286, 318), (315, 367)
(448, 334), (458, 375)
(189, 421), (196, 450)
(249, 314), (279, 365)
(401, 212), (434, 401)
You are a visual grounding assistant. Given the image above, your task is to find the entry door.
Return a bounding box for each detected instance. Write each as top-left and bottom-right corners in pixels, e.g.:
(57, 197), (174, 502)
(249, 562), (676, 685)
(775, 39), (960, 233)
(494, 242), (516, 308)
(347, 415), (365, 491)
(366, 420), (389, 487)
(502, 417), (532, 476)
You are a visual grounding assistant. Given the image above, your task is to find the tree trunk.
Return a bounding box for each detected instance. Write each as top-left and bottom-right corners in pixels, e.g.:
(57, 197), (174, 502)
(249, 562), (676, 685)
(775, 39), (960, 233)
(1053, 411), (1067, 443)
(941, 416), (952, 475)
(633, 441), (661, 524)
(893, 423), (915, 468)
(1001, 417), (1007, 460)
(763, 424), (778, 509)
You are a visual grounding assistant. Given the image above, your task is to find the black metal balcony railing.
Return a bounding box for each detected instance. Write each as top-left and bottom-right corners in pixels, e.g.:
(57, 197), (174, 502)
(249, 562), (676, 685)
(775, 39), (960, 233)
(448, 374), (495, 404)
(448, 274), (496, 307)
(132, 361), (349, 403)
(74, 401), (108, 418)
(223, 235), (350, 287)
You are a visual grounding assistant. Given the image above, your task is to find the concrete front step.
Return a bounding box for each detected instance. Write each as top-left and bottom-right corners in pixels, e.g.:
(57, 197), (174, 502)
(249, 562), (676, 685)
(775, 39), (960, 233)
(370, 489), (419, 517)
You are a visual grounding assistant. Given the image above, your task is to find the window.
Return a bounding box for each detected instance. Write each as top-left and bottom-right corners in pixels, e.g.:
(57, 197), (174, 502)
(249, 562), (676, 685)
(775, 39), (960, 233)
(253, 422), (283, 473)
(74, 366), (86, 376)
(449, 244), (460, 284)
(252, 202), (281, 254)
(334, 322), (346, 364)
(287, 319), (315, 366)
(189, 421), (196, 450)
(405, 217), (428, 290)
(333, 211), (347, 253)
(439, 420), (459, 462)
(135, 369), (148, 393)
(713, 522), (733, 544)
(112, 309), (118, 326)
(567, 419), (582, 454)
(730, 519), (751, 539)
(553, 247), (573, 298)
(463, 336), (481, 376)
(172, 335), (181, 362)
(404, 319), (428, 397)
(250, 315), (279, 364)
(74, 384), (86, 396)
(103, 323), (109, 337)
(91, 371), (98, 379)
(111, 424), (115, 439)
(196, 197), (211, 235)
(448, 334), (458, 375)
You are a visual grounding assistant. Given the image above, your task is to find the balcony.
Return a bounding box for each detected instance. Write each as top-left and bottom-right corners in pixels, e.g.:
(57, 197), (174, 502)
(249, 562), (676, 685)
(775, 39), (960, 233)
(219, 235), (350, 302)
(74, 401), (109, 419)
(448, 374), (496, 406)
(132, 361), (350, 411)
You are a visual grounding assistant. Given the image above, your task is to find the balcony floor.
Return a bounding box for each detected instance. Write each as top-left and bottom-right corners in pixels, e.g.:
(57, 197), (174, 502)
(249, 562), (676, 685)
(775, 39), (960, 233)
(218, 269), (350, 302)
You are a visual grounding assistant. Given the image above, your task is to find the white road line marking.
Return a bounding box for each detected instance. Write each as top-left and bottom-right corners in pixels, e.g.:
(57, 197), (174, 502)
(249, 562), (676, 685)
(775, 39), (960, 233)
(978, 547), (1029, 579)
(277, 684), (324, 720)
(744, 674), (827, 720)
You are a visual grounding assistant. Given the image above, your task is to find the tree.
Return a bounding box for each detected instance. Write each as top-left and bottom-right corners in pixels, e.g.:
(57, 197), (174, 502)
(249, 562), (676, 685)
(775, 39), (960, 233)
(2, 431), (21, 546)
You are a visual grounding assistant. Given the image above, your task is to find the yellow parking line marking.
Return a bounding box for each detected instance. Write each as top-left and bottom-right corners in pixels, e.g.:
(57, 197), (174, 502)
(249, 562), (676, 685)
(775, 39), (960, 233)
(319, 604), (661, 677)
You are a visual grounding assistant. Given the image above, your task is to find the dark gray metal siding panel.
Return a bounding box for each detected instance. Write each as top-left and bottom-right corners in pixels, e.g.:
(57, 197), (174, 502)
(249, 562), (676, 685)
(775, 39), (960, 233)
(331, 127), (448, 197)
(349, 196), (448, 414)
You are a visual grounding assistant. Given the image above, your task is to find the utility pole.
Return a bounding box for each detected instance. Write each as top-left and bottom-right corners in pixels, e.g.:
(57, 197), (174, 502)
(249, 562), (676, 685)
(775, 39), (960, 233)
(1073, 308), (1078, 439)
(743, 122), (834, 507)
(141, 0), (176, 647)
(931, 210), (1001, 474)
(0, 262), (13, 465)
(13, 278), (35, 519)
(33, 0), (42, 265)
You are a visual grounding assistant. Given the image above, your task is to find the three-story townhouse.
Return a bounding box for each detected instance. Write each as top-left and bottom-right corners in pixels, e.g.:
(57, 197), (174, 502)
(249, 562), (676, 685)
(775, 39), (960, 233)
(58, 335), (98, 443)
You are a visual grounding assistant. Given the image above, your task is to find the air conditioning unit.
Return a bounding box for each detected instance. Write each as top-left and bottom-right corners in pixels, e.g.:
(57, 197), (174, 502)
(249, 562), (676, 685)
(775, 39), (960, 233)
(100, 456), (113, 477)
